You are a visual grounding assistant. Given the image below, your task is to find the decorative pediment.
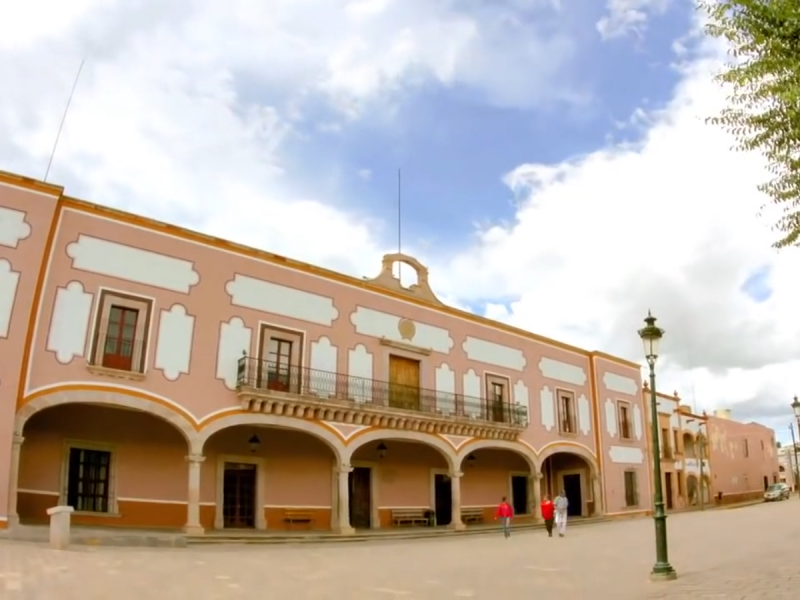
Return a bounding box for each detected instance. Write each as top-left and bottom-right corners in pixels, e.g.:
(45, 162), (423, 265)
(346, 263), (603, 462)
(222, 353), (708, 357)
(364, 253), (444, 306)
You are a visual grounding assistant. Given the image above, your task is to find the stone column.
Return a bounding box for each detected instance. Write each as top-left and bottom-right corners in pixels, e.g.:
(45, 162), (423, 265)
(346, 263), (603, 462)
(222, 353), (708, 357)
(592, 473), (603, 516)
(6, 434), (24, 528)
(529, 472), (542, 521)
(184, 454), (205, 535)
(336, 463), (354, 535)
(450, 471), (464, 530)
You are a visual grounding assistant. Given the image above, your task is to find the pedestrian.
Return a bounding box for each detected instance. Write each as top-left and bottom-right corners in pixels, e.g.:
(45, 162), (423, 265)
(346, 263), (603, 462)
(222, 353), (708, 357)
(494, 496), (514, 538)
(554, 490), (569, 537)
(540, 493), (555, 537)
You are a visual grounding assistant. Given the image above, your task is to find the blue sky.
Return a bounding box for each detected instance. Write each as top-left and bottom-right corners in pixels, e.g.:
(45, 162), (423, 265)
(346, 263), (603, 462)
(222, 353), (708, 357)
(277, 1), (693, 254)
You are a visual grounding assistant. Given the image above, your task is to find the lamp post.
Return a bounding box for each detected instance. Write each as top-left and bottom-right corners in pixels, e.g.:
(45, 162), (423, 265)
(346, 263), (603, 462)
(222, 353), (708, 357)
(697, 425), (706, 511)
(790, 422), (800, 499)
(638, 311), (677, 582)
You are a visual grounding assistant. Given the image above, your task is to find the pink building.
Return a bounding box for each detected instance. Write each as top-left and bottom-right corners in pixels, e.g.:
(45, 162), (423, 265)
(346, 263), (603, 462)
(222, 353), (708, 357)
(706, 409), (779, 504)
(0, 170), (654, 535)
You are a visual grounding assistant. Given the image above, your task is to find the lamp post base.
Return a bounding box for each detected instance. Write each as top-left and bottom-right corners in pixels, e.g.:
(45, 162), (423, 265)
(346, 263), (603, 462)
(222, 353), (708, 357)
(649, 565), (678, 582)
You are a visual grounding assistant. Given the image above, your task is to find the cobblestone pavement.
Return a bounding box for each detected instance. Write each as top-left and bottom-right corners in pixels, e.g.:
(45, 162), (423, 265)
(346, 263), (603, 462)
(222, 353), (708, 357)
(1, 500), (797, 599)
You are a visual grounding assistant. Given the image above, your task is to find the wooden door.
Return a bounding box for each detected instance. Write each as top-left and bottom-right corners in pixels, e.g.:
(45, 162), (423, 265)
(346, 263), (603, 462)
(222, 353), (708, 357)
(223, 463), (257, 528)
(665, 473), (674, 510)
(349, 467), (372, 529)
(388, 355), (421, 410)
(102, 306), (138, 371)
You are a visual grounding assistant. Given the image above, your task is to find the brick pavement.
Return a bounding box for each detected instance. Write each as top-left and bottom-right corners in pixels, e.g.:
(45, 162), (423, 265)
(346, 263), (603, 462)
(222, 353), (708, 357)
(1, 500), (797, 599)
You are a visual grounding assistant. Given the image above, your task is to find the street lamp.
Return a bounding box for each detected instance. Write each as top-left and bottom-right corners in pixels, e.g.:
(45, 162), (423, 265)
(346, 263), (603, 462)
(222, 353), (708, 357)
(792, 397), (800, 499)
(638, 311), (677, 582)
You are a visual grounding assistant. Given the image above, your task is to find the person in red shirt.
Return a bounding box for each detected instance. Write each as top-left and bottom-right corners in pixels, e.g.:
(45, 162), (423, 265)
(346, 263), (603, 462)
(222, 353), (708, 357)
(540, 494), (555, 538)
(494, 496), (514, 538)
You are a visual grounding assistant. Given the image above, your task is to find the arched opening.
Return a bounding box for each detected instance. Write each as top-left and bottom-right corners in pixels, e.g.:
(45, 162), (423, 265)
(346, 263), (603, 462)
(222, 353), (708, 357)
(540, 451), (597, 517)
(683, 433), (696, 458)
(347, 437), (453, 529)
(17, 403), (191, 529)
(200, 424), (341, 531)
(458, 447), (534, 524)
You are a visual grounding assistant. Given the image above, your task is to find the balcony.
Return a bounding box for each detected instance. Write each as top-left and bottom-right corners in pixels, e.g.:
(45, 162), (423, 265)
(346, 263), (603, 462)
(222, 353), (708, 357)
(235, 357), (528, 440)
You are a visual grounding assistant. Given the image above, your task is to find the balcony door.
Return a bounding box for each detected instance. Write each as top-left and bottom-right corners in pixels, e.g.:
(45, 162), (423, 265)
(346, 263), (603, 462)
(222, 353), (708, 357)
(388, 355), (421, 410)
(102, 306), (138, 371)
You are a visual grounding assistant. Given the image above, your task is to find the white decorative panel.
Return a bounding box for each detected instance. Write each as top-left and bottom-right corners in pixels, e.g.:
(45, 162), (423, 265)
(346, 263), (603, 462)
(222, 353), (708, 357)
(310, 336), (338, 398)
(577, 394), (591, 436)
(348, 344), (373, 403)
(226, 274), (338, 327)
(0, 259), (20, 338)
(462, 369), (482, 418)
(0, 206), (31, 248)
(608, 446), (644, 464)
(434, 363), (456, 415)
(540, 386), (555, 432)
(462, 337), (526, 371)
(604, 398), (617, 438)
(603, 372), (638, 395)
(538, 357), (586, 386)
(66, 235), (200, 294)
(46, 281), (93, 364)
(513, 380), (530, 415)
(350, 306), (453, 353)
(154, 304), (195, 381)
(216, 317), (252, 390)
(633, 405), (643, 440)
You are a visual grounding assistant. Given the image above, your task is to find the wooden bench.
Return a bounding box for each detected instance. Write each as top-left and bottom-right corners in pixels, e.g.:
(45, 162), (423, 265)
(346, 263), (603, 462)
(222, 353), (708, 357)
(391, 508), (431, 527)
(461, 507), (484, 525)
(284, 509), (314, 528)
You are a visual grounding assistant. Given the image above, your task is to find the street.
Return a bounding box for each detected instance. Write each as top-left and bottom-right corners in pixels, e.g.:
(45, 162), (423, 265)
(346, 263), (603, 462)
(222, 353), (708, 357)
(0, 500), (796, 598)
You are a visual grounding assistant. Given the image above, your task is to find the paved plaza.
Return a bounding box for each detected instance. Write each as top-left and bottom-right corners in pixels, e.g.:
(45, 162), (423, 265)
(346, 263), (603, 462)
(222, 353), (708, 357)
(1, 500), (797, 599)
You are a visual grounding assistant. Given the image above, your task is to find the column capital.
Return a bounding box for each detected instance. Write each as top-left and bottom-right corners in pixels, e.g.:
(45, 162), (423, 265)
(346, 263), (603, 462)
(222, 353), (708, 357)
(185, 454), (206, 464)
(449, 471), (463, 479)
(337, 463), (353, 474)
(13, 435), (24, 446)
(533, 472), (543, 481)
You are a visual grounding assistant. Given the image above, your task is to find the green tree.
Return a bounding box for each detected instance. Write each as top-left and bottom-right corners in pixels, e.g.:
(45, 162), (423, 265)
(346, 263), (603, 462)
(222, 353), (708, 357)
(701, 0), (800, 247)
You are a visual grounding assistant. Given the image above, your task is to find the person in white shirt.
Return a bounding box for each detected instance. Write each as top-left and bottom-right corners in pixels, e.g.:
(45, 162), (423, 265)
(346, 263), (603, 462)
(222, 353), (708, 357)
(554, 490), (569, 537)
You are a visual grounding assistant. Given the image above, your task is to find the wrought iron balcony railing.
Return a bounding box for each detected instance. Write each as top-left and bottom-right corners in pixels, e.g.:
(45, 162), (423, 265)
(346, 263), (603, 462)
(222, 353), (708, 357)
(236, 356), (528, 428)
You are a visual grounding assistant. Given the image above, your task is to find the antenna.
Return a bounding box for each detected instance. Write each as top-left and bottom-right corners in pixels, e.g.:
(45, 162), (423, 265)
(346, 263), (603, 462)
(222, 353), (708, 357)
(44, 57), (86, 182)
(397, 167), (402, 285)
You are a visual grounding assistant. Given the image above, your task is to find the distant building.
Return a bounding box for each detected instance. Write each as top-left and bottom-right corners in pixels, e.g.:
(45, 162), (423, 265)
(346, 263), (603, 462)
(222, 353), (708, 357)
(777, 444), (800, 490)
(647, 389), (779, 509)
(706, 410), (779, 504)
(649, 389), (712, 510)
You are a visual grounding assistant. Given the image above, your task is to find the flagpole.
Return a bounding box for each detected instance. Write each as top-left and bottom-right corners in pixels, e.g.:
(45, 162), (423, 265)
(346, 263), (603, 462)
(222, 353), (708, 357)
(44, 57), (86, 182)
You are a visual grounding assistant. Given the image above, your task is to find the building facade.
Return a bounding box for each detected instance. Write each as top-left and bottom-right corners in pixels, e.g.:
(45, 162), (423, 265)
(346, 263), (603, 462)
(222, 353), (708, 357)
(650, 389), (712, 511)
(705, 410), (779, 504)
(0, 170), (654, 535)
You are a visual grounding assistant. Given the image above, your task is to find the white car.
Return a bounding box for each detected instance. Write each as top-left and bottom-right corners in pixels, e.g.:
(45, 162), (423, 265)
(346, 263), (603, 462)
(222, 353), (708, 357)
(764, 483), (790, 502)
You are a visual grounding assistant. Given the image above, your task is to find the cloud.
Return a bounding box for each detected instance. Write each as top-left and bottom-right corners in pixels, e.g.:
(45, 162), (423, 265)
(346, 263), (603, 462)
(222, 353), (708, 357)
(3, 2), (799, 436)
(427, 27), (800, 430)
(596, 0), (670, 40)
(0, 0), (584, 276)
(357, 168), (372, 181)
